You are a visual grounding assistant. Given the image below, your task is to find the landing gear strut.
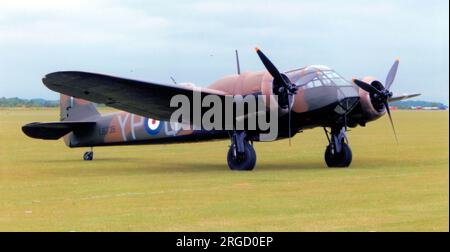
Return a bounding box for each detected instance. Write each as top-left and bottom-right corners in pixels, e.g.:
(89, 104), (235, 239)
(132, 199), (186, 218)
(324, 127), (352, 168)
(227, 131), (256, 171)
(83, 147), (94, 161)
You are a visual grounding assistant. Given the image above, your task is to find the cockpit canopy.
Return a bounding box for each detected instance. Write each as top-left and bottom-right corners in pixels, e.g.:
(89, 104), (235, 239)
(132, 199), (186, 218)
(285, 65), (353, 89)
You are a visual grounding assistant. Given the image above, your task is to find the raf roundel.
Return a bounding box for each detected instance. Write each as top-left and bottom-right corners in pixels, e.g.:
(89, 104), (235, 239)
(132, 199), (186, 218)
(144, 118), (162, 135)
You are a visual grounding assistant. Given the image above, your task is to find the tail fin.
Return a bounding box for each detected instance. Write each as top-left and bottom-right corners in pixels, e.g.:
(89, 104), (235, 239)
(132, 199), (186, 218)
(60, 94), (100, 121)
(22, 95), (98, 144)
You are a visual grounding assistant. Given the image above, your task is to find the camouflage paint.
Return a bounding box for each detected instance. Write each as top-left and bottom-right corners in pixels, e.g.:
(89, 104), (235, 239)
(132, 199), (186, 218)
(25, 65), (366, 147)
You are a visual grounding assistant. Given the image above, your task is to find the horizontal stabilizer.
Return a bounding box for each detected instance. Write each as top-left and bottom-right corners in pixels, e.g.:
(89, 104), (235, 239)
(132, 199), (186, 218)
(22, 121), (96, 140)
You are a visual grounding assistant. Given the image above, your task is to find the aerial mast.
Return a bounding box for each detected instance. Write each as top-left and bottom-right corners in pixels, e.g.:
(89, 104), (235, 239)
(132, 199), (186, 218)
(235, 50), (241, 75)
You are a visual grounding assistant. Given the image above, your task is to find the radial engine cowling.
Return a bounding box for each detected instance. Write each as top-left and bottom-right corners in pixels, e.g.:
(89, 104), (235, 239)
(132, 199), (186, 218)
(358, 76), (387, 122)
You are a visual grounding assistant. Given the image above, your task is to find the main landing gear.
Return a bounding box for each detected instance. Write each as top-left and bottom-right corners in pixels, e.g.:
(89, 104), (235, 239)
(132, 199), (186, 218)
(324, 127), (352, 168)
(227, 131), (256, 171)
(83, 147), (94, 161)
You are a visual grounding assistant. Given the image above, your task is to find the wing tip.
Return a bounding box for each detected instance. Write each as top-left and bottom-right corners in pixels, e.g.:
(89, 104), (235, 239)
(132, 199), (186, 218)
(42, 71), (90, 89)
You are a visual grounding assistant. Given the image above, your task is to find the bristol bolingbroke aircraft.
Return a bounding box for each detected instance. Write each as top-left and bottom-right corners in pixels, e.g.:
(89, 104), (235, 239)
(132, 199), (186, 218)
(23, 48), (420, 171)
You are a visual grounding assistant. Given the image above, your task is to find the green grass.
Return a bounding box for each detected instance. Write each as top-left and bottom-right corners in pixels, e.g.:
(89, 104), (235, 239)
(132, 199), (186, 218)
(0, 108), (448, 231)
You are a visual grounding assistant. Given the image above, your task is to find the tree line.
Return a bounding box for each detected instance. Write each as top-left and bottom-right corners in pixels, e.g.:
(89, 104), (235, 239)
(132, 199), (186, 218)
(0, 97), (446, 109)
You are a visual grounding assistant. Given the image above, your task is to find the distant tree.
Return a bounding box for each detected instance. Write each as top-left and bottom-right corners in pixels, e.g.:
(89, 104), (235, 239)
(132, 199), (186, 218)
(0, 97), (58, 107)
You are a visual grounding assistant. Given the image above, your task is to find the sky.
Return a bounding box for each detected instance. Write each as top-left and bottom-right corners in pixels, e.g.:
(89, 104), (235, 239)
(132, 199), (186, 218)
(0, 0), (448, 103)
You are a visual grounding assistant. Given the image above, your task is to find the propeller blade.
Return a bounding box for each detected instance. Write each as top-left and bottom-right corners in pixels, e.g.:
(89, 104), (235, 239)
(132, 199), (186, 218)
(352, 78), (382, 95)
(388, 93), (421, 103)
(385, 58), (400, 90)
(287, 94), (293, 146)
(384, 101), (399, 144)
(255, 47), (284, 82)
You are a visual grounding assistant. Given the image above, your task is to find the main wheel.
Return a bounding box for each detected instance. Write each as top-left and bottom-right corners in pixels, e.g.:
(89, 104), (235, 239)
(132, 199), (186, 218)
(83, 151), (93, 161)
(227, 142), (256, 171)
(325, 143), (352, 168)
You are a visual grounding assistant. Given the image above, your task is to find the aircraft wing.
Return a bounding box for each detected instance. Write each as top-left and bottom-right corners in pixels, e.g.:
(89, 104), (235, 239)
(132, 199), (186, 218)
(388, 93), (421, 103)
(43, 71), (228, 122)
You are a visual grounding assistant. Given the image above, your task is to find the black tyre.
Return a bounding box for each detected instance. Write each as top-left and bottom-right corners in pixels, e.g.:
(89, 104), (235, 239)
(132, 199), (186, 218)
(325, 143), (352, 168)
(227, 142), (256, 171)
(83, 151), (93, 161)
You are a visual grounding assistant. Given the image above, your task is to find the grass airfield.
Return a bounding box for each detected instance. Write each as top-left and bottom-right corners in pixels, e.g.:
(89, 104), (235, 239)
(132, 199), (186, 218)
(0, 108), (448, 231)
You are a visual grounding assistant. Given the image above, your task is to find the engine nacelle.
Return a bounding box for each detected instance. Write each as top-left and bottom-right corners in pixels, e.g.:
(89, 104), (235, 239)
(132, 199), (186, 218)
(358, 76), (386, 122)
(208, 71), (290, 114)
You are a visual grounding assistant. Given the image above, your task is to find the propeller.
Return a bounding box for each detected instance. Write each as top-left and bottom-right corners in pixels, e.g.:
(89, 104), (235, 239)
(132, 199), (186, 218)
(255, 47), (298, 145)
(287, 93), (293, 146)
(352, 59), (400, 143)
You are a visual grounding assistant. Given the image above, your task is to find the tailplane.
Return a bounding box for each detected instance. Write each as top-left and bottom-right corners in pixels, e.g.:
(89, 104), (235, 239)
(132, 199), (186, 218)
(22, 121), (96, 140)
(22, 95), (99, 141)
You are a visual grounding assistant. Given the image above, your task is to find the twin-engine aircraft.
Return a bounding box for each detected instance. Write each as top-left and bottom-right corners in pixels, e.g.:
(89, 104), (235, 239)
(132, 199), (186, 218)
(22, 48), (420, 170)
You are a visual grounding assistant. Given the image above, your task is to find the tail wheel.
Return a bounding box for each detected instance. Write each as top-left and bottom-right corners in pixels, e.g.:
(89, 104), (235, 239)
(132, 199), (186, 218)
(83, 151), (93, 161)
(325, 142), (352, 168)
(227, 142), (256, 171)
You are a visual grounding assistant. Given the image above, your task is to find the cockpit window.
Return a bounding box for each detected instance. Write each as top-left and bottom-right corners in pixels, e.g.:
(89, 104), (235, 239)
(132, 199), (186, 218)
(288, 69), (353, 89)
(322, 70), (352, 87)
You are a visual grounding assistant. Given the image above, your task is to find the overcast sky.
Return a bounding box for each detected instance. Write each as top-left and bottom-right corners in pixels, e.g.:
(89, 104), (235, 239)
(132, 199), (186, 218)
(0, 0), (448, 103)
